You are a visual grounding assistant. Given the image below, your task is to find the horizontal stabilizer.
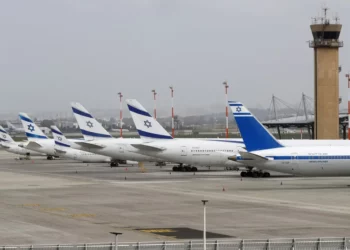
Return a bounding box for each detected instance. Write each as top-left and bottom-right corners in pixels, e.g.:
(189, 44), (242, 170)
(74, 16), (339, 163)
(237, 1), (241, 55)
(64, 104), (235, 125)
(0, 143), (11, 149)
(54, 148), (67, 154)
(26, 141), (43, 148)
(131, 143), (165, 151)
(75, 141), (106, 149)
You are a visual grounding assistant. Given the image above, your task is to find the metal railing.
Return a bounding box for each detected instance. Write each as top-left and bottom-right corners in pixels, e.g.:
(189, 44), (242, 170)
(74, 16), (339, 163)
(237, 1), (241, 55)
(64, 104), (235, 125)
(2, 238), (350, 250)
(309, 40), (344, 48)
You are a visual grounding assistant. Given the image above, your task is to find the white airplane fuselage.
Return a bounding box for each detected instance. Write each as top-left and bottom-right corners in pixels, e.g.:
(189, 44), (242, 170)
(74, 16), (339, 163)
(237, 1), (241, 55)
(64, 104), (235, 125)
(55, 147), (111, 163)
(25, 139), (83, 156)
(244, 146), (350, 176)
(73, 138), (164, 162)
(133, 139), (244, 167)
(1, 142), (44, 156)
(128, 139), (350, 168)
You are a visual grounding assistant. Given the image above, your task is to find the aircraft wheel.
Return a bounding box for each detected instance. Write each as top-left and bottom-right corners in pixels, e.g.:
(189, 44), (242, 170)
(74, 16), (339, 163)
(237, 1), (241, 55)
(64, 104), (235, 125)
(240, 172), (247, 177)
(257, 172), (264, 178)
(263, 172), (271, 178)
(172, 166), (178, 171)
(191, 167), (197, 172)
(184, 166), (191, 172)
(252, 172), (258, 178)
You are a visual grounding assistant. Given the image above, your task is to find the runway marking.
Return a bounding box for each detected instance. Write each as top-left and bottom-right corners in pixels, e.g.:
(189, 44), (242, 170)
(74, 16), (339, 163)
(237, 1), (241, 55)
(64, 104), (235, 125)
(109, 180), (189, 184)
(22, 204), (40, 207)
(40, 207), (66, 212)
(128, 185), (350, 216)
(70, 213), (96, 218)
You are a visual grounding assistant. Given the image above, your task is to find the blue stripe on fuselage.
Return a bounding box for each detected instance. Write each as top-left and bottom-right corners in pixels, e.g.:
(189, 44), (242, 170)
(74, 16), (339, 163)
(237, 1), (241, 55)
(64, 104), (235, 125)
(237, 155), (350, 160)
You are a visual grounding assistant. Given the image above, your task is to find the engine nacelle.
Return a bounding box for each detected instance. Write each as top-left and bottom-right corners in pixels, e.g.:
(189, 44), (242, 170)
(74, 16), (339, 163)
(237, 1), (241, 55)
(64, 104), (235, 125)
(116, 160), (138, 165)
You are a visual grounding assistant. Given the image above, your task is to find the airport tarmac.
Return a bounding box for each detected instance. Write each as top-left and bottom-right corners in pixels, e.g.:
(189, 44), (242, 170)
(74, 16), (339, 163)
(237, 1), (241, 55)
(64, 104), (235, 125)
(1, 150), (350, 245)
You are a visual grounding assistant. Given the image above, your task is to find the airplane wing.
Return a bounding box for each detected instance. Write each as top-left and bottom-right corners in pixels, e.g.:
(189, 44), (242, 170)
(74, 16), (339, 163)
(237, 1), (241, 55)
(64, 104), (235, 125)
(26, 141), (43, 148)
(228, 151), (268, 162)
(54, 148), (67, 154)
(1, 143), (10, 149)
(238, 151), (268, 161)
(74, 141), (106, 149)
(131, 144), (165, 151)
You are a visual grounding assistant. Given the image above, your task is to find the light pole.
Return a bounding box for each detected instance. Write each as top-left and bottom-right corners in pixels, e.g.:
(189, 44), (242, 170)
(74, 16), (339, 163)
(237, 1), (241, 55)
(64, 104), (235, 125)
(118, 92), (123, 138)
(170, 86), (175, 138)
(152, 89), (157, 119)
(201, 200), (208, 250)
(110, 232), (122, 250)
(346, 74), (350, 140)
(223, 82), (229, 138)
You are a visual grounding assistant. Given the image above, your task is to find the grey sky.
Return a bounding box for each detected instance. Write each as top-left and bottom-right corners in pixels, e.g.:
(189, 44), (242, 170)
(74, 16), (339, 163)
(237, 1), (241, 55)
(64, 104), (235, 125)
(1, 0), (349, 117)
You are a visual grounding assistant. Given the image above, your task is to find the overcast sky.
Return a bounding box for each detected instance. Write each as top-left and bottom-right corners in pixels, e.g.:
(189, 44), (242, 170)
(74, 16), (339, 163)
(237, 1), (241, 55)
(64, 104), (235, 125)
(0, 0), (349, 117)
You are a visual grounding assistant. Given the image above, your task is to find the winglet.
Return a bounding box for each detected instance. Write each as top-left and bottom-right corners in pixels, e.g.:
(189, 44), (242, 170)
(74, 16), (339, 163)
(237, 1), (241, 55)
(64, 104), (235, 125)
(229, 101), (283, 151)
(126, 99), (172, 142)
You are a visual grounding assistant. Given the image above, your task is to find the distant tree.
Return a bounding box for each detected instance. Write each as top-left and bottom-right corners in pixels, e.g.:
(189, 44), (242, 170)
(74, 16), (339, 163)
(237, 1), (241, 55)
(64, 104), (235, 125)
(40, 119), (54, 127)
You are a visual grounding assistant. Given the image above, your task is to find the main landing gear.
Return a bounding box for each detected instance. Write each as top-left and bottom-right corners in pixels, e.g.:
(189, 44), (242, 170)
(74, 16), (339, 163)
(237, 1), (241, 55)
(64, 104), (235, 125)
(110, 162), (119, 167)
(240, 170), (270, 178)
(172, 164), (197, 172)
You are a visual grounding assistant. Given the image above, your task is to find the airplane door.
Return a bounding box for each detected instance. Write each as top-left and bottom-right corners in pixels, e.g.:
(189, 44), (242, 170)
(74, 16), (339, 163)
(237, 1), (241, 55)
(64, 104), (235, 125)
(290, 153), (300, 175)
(181, 146), (187, 156)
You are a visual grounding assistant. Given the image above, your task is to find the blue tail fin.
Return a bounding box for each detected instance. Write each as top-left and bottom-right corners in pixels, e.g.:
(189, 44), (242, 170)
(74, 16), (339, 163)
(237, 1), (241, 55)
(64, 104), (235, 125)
(229, 101), (283, 152)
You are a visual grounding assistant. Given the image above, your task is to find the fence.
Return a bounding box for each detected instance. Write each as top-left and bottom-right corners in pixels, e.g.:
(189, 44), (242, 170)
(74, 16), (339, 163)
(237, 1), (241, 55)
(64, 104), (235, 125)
(2, 238), (349, 250)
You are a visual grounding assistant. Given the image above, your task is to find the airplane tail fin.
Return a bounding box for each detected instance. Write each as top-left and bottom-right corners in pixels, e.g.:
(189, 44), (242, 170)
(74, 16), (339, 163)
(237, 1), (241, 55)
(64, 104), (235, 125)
(126, 99), (172, 142)
(229, 101), (283, 152)
(51, 126), (71, 147)
(71, 102), (113, 141)
(6, 121), (17, 130)
(0, 125), (14, 142)
(19, 113), (48, 141)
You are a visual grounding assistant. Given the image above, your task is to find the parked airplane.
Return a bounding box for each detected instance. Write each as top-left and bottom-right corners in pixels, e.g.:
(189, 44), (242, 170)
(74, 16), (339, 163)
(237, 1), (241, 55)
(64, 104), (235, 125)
(51, 125), (112, 163)
(18, 112), (60, 159)
(125, 99), (245, 171)
(70, 102), (163, 167)
(0, 125), (45, 158)
(7, 121), (50, 135)
(6, 121), (25, 133)
(229, 101), (350, 177)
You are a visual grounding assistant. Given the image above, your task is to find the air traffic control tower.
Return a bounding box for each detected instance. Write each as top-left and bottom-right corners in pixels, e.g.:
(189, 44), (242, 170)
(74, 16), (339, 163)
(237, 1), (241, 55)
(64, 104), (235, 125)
(309, 8), (343, 139)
